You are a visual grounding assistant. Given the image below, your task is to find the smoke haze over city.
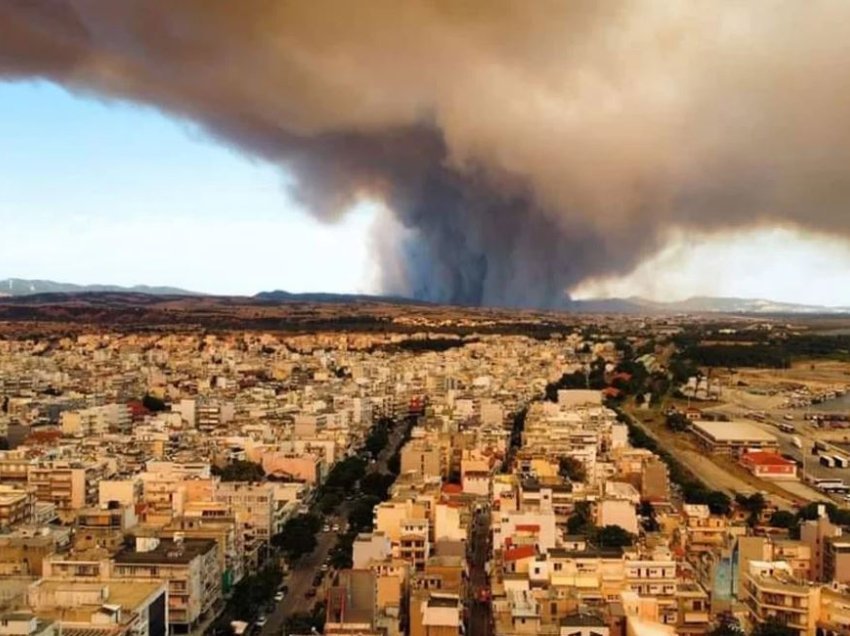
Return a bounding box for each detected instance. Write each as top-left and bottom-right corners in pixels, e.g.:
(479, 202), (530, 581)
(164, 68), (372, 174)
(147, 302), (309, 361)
(4, 1), (850, 306)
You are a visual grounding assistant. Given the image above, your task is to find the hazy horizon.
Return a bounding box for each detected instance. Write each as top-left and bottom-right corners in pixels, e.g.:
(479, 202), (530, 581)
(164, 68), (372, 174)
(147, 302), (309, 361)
(5, 3), (850, 307)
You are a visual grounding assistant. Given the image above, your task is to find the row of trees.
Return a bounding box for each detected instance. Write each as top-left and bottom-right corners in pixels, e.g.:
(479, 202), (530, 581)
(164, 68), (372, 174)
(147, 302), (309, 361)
(624, 414), (732, 515)
(214, 564), (283, 631)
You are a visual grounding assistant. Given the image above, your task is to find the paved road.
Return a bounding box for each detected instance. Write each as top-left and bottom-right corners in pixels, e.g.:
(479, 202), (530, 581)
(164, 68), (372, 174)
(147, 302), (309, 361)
(263, 527), (338, 636)
(467, 506), (492, 636)
(262, 418), (411, 635)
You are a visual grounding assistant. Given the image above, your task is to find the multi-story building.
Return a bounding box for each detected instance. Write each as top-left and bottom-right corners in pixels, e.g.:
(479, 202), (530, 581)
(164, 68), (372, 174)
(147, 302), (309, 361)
(0, 485), (35, 528)
(742, 561), (820, 636)
(214, 481), (275, 567)
(112, 537), (221, 634)
(27, 461), (107, 522)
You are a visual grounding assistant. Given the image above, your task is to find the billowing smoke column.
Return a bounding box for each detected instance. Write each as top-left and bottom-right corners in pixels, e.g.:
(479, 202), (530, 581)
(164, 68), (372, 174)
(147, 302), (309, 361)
(4, 1), (850, 307)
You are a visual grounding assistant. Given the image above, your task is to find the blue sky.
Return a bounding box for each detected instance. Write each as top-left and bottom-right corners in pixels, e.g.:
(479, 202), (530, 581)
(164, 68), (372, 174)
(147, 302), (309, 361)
(0, 81), (379, 295)
(5, 80), (850, 304)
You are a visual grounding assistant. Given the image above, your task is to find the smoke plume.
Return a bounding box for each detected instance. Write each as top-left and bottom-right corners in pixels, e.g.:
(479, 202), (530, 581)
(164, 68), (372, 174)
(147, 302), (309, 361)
(4, 1), (850, 307)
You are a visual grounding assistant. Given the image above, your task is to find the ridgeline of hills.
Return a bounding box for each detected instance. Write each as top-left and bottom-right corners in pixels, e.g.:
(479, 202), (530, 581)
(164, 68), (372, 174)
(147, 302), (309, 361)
(2, 278), (849, 315)
(0, 278), (196, 297)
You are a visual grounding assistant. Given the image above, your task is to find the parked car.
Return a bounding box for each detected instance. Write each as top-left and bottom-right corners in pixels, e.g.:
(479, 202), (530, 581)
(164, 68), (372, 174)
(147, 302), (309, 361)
(305, 588), (317, 598)
(255, 616), (267, 628)
(274, 592), (284, 602)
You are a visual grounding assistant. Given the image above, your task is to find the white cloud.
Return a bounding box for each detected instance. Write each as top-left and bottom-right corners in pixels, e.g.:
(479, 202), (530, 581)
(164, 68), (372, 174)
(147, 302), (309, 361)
(571, 228), (850, 306)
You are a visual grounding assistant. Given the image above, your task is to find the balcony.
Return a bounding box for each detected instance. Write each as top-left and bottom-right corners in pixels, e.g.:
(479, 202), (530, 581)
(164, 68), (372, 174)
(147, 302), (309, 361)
(683, 612), (710, 624)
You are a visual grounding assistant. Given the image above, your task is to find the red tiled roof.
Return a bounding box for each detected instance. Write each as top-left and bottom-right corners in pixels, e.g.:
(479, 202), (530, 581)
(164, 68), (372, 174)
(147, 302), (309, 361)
(515, 524), (540, 533)
(741, 452), (795, 467)
(441, 483), (463, 494)
(504, 545), (536, 562)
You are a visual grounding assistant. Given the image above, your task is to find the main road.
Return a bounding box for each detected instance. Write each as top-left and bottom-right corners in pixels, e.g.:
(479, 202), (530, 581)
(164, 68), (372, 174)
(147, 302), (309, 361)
(467, 504), (492, 636)
(262, 418), (411, 636)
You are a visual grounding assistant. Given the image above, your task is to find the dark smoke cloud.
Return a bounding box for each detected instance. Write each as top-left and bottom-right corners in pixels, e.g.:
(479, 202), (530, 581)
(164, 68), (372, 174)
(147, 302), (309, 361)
(3, 1), (850, 307)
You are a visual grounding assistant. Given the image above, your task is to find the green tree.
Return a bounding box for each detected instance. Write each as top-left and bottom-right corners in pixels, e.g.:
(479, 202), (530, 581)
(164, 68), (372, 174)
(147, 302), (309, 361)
(226, 564), (282, 621)
(324, 456), (367, 492)
(285, 604), (325, 635)
(213, 460), (265, 482)
(706, 490), (732, 516)
(558, 456), (587, 483)
(142, 393), (167, 412)
(665, 411), (691, 432)
(594, 525), (634, 548)
(707, 613), (745, 636)
(365, 420), (390, 457)
(329, 533), (355, 570)
(360, 472), (395, 500)
(768, 510), (797, 530)
(566, 502), (593, 535)
(752, 617), (796, 636)
(736, 492), (767, 527)
(317, 490), (342, 514)
(348, 495), (381, 532)
(273, 513), (321, 561)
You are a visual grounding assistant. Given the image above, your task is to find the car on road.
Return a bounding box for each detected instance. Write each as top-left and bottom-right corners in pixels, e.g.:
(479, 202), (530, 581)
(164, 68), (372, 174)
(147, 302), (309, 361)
(331, 523), (340, 532)
(322, 523), (330, 532)
(274, 591), (285, 602)
(255, 616), (267, 628)
(305, 588), (317, 598)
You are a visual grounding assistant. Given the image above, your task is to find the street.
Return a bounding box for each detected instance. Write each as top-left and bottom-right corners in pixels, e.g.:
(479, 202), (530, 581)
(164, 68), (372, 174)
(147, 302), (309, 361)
(261, 418), (411, 635)
(467, 505), (492, 636)
(261, 527), (337, 636)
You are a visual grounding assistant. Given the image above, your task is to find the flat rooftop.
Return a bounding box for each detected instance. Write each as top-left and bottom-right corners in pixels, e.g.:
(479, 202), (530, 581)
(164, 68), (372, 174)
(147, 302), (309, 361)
(691, 419), (778, 444)
(114, 538), (215, 565)
(32, 579), (164, 610)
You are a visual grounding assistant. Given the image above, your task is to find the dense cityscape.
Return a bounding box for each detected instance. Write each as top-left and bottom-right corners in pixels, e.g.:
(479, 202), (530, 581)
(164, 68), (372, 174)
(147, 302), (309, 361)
(7, 3), (850, 636)
(0, 302), (849, 636)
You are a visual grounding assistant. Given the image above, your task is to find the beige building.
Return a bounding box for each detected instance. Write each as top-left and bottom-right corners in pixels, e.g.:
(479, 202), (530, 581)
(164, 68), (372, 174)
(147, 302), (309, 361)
(801, 511), (842, 582)
(112, 537), (221, 634)
(742, 560), (819, 636)
(28, 461), (109, 522)
(401, 441), (444, 480)
(27, 578), (167, 636)
(0, 485), (35, 528)
(825, 539), (850, 585)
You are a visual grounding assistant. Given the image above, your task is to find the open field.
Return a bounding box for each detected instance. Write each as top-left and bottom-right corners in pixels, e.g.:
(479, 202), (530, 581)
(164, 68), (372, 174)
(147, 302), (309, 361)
(625, 401), (804, 509)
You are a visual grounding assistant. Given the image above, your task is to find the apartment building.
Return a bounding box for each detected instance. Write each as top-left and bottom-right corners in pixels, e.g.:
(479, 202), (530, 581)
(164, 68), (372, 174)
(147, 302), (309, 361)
(681, 504), (727, 553)
(742, 561), (820, 636)
(401, 441), (444, 480)
(60, 403), (131, 436)
(27, 579), (168, 636)
(27, 461), (107, 522)
(0, 485), (35, 528)
(74, 505), (138, 551)
(214, 481), (275, 567)
(825, 539), (850, 585)
(112, 537), (221, 634)
(801, 511), (842, 582)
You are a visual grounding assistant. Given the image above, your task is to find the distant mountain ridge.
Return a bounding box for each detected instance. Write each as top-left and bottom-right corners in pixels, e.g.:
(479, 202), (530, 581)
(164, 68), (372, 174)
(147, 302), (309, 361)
(254, 289), (433, 306)
(0, 278), (198, 297)
(2, 278), (849, 314)
(572, 295), (850, 314)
